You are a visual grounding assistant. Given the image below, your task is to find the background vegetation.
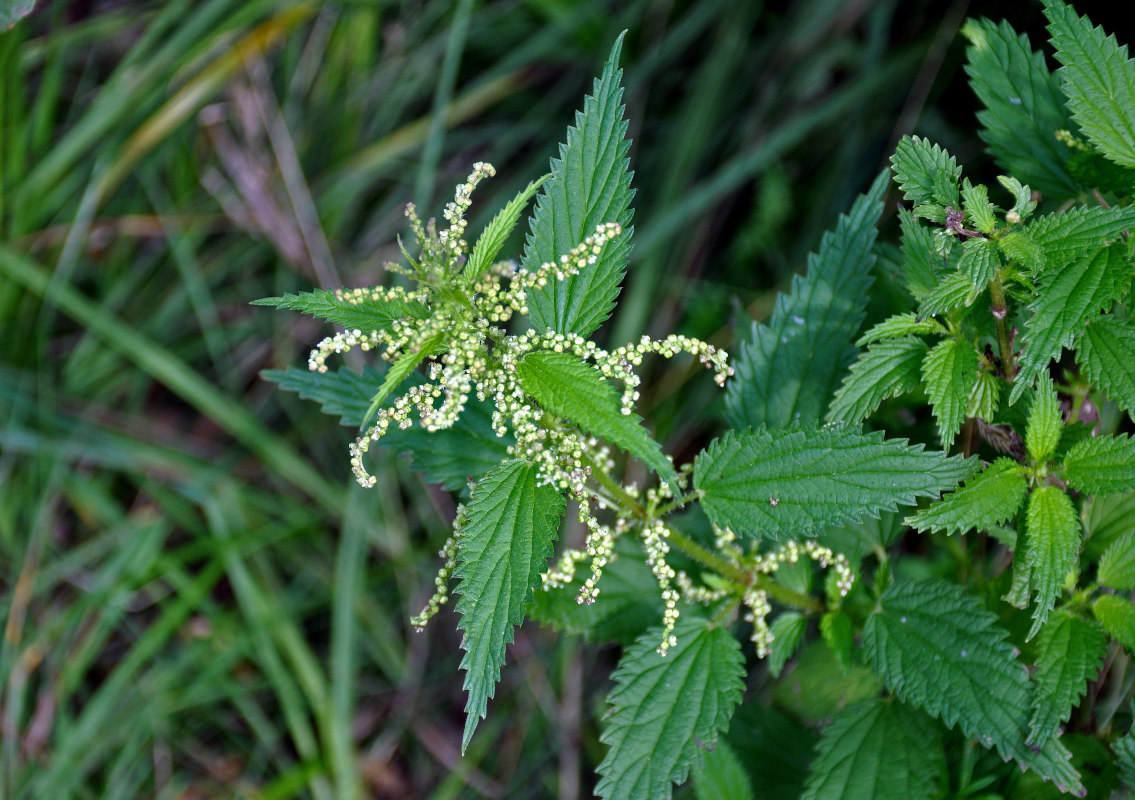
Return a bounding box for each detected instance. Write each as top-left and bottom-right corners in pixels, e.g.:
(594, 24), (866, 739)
(2, 1), (1123, 797)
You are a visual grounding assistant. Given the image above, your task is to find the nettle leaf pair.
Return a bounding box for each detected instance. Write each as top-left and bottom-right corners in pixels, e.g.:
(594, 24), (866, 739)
(258, 1), (1135, 797)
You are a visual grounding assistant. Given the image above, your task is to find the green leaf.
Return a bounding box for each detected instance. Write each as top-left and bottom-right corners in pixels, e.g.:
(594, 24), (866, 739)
(596, 617), (744, 800)
(921, 338), (980, 449)
(906, 457), (1028, 536)
(962, 179), (997, 234)
(361, 331), (447, 427)
(966, 371), (1001, 422)
(998, 175), (1038, 222)
(1076, 315), (1135, 417)
(960, 238), (1000, 294)
(820, 611), (854, 674)
(962, 18), (1078, 199)
(1043, 0), (1135, 169)
(692, 740), (753, 800)
(1092, 594), (1135, 653)
(899, 209), (953, 300)
(1100, 533), (1135, 590)
(453, 460), (566, 753)
(768, 612), (807, 678)
(1027, 371), (1063, 462)
(1028, 206), (1135, 267)
(516, 350), (679, 494)
(695, 426), (974, 540)
(802, 699), (941, 800)
(1028, 612), (1106, 746)
(1114, 726), (1135, 789)
(1064, 433), (1135, 495)
(463, 174), (549, 284)
(856, 313), (946, 346)
(1024, 486), (1081, 638)
(725, 703), (816, 800)
(522, 33), (634, 337)
(891, 136), (961, 208)
(826, 338), (927, 426)
(262, 367), (511, 491)
(1011, 243), (1129, 403)
(529, 536), (662, 645)
(1083, 491), (1135, 560)
(725, 171), (887, 429)
(863, 578), (1084, 796)
(918, 271), (974, 318)
(251, 289), (429, 332)
(997, 230), (1045, 273)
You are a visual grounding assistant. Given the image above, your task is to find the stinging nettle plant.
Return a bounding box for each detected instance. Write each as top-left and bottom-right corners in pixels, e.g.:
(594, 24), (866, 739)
(259, 2), (1135, 797)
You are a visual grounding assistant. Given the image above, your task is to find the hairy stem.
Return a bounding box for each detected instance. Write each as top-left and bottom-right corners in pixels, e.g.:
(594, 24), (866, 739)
(988, 274), (1016, 382)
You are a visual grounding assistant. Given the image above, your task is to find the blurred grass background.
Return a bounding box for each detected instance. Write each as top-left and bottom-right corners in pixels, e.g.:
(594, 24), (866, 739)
(0, 0), (1075, 797)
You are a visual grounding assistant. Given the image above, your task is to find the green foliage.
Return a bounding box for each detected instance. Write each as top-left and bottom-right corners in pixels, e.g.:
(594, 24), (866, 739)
(522, 34), (634, 337)
(907, 457), (1028, 535)
(516, 350), (680, 493)
(1092, 594), (1135, 653)
(692, 740), (753, 800)
(1027, 371), (1063, 462)
(1114, 728), (1135, 789)
(1024, 486), (1081, 637)
(1012, 244), (1129, 402)
(464, 174), (548, 284)
(1027, 206), (1135, 265)
(1028, 612), (1106, 746)
(918, 271), (974, 318)
(596, 617), (744, 800)
(252, 289), (429, 332)
(960, 237), (1000, 294)
(826, 337), (927, 425)
(921, 337), (980, 448)
(820, 610), (854, 673)
(962, 178), (998, 234)
(695, 426), (974, 539)
(724, 171), (886, 428)
(962, 17), (1077, 199)
(453, 459), (565, 752)
(1064, 434), (1135, 495)
(1099, 533), (1135, 590)
(1076, 315), (1135, 416)
(891, 136), (961, 208)
(768, 612), (807, 677)
(802, 699), (941, 800)
(1043, 0), (1135, 169)
(856, 313), (946, 345)
(863, 579), (1084, 796)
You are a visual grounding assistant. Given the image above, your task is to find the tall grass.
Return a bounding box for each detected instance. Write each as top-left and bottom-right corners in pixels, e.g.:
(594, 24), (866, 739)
(1, 0), (982, 796)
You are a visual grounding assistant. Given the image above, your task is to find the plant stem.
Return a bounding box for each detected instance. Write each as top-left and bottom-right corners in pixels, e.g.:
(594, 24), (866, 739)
(988, 273), (1016, 382)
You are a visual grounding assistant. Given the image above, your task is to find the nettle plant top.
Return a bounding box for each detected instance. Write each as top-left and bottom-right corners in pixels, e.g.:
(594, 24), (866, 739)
(259, 2), (1135, 797)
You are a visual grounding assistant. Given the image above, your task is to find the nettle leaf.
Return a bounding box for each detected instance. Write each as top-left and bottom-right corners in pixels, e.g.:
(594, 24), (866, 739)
(726, 702), (817, 800)
(453, 460), (566, 753)
(997, 230), (1045, 273)
(899, 208), (954, 300)
(998, 175), (1038, 221)
(768, 612), (807, 678)
(529, 535), (662, 645)
(826, 337), (927, 426)
(1100, 532), (1135, 590)
(691, 740), (753, 800)
(802, 699), (941, 800)
(522, 33), (634, 337)
(1024, 486), (1081, 638)
(1027, 371), (1063, 463)
(596, 617), (744, 800)
(695, 427), (974, 540)
(820, 610), (854, 674)
(891, 136), (961, 207)
(856, 313), (946, 346)
(1028, 612), (1107, 746)
(517, 350), (679, 494)
(1084, 492), (1135, 560)
(463, 174), (549, 284)
(1043, 0), (1135, 169)
(725, 172), (887, 429)
(863, 579), (1084, 796)
(1115, 727), (1135, 790)
(960, 238), (1000, 295)
(1092, 594), (1135, 653)
(1076, 315), (1135, 416)
(262, 367), (510, 491)
(921, 337), (980, 449)
(962, 18), (1078, 199)
(962, 179), (997, 235)
(1064, 433), (1135, 495)
(918, 271), (974, 318)
(252, 289), (429, 332)
(1011, 243), (1129, 403)
(966, 371), (1001, 422)
(907, 457), (1028, 535)
(361, 331), (448, 426)
(1028, 206), (1135, 267)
